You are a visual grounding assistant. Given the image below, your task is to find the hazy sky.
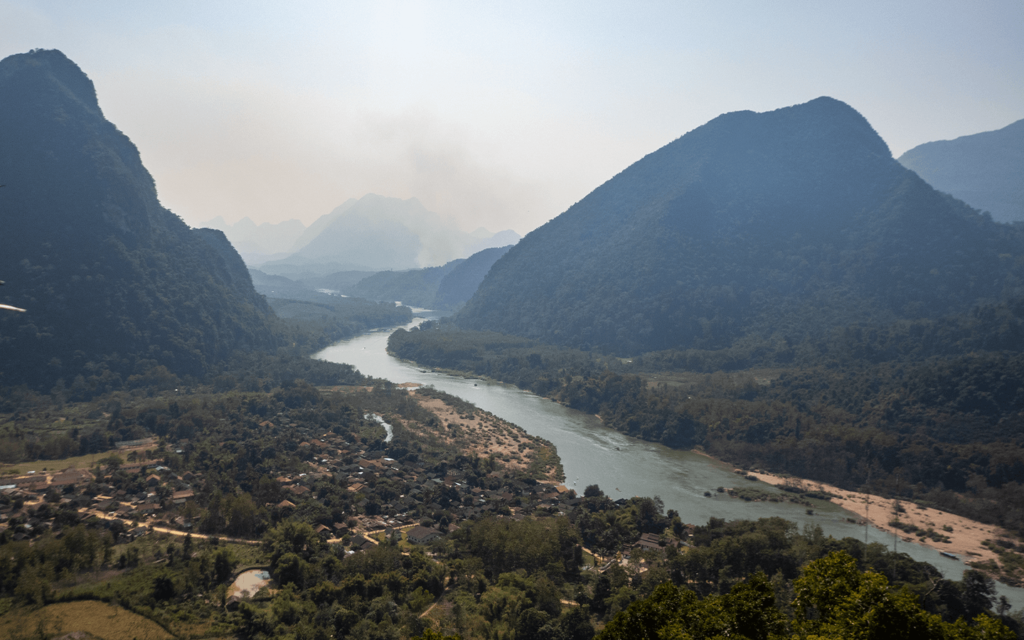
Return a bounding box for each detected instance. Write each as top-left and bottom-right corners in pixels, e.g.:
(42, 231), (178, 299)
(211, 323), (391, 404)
(2, 1), (1022, 235)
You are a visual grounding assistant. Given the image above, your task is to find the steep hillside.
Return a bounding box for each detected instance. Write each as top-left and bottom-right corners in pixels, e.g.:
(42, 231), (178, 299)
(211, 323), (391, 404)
(433, 244), (513, 310)
(457, 97), (1024, 355)
(899, 118), (1024, 223)
(348, 260), (464, 308)
(0, 49), (277, 389)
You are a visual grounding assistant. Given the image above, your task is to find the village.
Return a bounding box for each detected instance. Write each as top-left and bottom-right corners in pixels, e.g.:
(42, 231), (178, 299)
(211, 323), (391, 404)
(0, 394), (689, 570)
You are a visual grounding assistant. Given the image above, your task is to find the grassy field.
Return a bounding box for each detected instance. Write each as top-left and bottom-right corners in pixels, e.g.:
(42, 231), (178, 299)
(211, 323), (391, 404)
(0, 444), (159, 476)
(581, 550), (597, 568)
(371, 524), (420, 551)
(0, 600), (174, 640)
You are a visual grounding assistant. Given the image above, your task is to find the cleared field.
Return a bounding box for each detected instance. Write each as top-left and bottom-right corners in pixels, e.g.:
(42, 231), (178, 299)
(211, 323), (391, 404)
(0, 443), (158, 476)
(0, 600), (174, 640)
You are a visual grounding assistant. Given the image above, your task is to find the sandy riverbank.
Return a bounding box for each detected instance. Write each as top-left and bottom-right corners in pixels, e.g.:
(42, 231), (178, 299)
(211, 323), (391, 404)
(741, 469), (1009, 565)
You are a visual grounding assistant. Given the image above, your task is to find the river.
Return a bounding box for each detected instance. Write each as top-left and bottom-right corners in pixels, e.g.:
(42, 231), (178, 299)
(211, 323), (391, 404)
(315, 320), (1024, 607)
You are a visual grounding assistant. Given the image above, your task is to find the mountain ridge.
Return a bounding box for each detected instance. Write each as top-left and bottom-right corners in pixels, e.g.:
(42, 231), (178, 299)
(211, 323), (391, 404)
(456, 97), (1024, 355)
(0, 49), (278, 389)
(898, 118), (1024, 223)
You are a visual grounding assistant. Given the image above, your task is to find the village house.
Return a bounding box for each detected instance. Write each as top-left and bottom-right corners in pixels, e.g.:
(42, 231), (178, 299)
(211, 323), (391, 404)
(635, 532), (664, 553)
(406, 525), (443, 545)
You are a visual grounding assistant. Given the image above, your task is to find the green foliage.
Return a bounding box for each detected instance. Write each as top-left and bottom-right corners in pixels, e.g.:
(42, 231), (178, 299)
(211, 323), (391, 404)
(267, 293), (412, 352)
(790, 551), (1006, 640)
(601, 552), (1013, 640)
(453, 517), (582, 581)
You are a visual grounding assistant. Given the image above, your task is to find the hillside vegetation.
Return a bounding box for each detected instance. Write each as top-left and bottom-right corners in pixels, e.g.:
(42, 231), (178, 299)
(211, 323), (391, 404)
(457, 98), (1024, 356)
(0, 50), (279, 390)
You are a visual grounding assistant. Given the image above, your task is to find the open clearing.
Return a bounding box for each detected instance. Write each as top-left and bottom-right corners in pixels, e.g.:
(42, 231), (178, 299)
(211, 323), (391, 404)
(0, 600), (174, 640)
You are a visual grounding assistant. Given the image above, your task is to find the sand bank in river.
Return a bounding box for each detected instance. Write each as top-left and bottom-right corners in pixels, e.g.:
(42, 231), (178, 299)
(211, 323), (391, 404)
(743, 469), (1009, 565)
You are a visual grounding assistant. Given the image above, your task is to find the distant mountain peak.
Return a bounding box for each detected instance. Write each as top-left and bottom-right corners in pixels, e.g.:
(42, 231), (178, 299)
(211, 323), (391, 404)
(274, 194), (515, 272)
(705, 96), (891, 159)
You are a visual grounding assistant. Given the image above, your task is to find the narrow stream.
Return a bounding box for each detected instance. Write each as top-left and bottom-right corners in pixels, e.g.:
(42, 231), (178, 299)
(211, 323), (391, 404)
(364, 413), (394, 443)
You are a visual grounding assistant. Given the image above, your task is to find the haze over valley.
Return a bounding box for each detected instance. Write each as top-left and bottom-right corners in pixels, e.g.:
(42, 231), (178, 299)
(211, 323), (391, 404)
(203, 195), (520, 272)
(2, 4), (1024, 639)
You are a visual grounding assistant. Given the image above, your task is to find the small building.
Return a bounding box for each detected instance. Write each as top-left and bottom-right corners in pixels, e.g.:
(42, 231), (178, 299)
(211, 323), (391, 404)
(349, 534), (376, 551)
(635, 533), (664, 552)
(51, 468), (93, 488)
(407, 525), (443, 545)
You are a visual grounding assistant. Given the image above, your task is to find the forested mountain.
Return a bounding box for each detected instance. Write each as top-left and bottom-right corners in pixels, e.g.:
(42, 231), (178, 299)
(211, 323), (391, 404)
(0, 49), (278, 389)
(899, 118), (1024, 223)
(260, 194), (520, 274)
(457, 97), (1024, 356)
(349, 260), (464, 309)
(434, 244), (513, 310)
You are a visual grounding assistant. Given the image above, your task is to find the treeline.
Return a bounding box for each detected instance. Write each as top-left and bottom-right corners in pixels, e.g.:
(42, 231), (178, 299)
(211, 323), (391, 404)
(0, 282), (403, 412)
(388, 322), (614, 395)
(268, 295), (412, 354)
(599, 551), (1012, 640)
(556, 357), (1024, 535)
